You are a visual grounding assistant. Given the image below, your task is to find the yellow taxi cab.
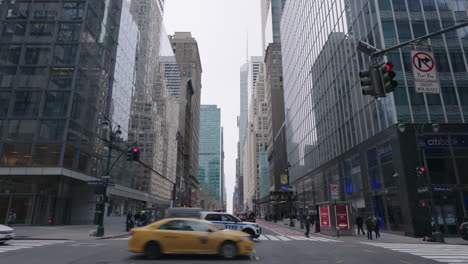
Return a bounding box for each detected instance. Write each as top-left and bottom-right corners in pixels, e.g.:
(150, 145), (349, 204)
(128, 218), (255, 259)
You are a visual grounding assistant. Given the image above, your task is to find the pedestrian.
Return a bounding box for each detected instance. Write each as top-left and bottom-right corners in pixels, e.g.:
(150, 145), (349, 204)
(140, 211), (148, 226)
(134, 212), (141, 227)
(126, 212), (134, 231)
(356, 215), (365, 236)
(304, 215), (311, 237)
(365, 216), (374, 240)
(374, 216), (381, 239)
(7, 210), (16, 227)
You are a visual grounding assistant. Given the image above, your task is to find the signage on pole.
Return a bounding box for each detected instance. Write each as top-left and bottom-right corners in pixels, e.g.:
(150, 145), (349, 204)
(319, 205), (330, 228)
(335, 205), (350, 229)
(330, 184), (339, 200)
(411, 50), (440, 94)
(87, 180), (115, 187)
(280, 174), (288, 184)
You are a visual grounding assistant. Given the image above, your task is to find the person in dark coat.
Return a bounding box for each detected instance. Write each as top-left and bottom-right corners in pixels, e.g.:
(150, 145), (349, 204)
(365, 216), (374, 240)
(356, 216), (365, 236)
(126, 213), (134, 231)
(374, 217), (381, 239)
(304, 215), (311, 237)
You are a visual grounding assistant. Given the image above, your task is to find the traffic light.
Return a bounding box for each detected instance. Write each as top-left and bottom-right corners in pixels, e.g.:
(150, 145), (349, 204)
(415, 166), (426, 177)
(132, 147), (140, 161)
(359, 66), (384, 97)
(126, 147), (140, 161)
(380, 62), (398, 93)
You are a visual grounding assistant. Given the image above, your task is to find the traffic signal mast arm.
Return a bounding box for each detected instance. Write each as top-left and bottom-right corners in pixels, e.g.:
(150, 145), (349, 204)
(371, 20), (468, 58)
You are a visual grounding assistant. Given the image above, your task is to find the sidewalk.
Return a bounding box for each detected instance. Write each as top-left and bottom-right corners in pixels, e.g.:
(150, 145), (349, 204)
(257, 218), (468, 245)
(12, 217), (129, 241)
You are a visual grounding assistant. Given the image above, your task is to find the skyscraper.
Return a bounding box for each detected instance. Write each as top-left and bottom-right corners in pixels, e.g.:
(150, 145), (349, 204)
(170, 32), (202, 207)
(199, 105), (223, 205)
(0, 0), (170, 224)
(281, 0), (468, 236)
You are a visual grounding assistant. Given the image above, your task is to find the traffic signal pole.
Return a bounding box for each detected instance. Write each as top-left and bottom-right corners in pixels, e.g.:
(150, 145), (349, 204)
(370, 21), (468, 58)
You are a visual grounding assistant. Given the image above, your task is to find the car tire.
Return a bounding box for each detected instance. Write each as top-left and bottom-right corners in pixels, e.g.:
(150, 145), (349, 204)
(144, 241), (161, 260)
(243, 228), (255, 238)
(219, 241), (238, 260)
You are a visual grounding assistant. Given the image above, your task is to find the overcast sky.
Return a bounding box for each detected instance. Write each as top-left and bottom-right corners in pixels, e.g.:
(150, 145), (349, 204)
(164, 0), (263, 213)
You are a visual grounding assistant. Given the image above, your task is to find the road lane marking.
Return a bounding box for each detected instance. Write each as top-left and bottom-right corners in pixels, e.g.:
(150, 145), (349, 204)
(265, 235), (280, 240)
(257, 235), (269, 240)
(277, 236), (291, 241)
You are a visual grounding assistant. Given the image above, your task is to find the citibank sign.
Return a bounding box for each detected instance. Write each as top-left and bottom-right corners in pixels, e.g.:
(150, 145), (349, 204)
(423, 135), (468, 148)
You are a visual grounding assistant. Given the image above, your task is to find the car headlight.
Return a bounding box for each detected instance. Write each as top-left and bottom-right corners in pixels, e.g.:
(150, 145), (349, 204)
(241, 236), (253, 241)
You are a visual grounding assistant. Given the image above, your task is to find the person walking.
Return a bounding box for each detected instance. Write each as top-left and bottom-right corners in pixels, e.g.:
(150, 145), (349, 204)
(134, 212), (141, 227)
(7, 210), (16, 227)
(365, 216), (374, 240)
(304, 215), (311, 238)
(140, 211), (148, 226)
(125, 212), (134, 232)
(374, 216), (381, 239)
(356, 215), (365, 236)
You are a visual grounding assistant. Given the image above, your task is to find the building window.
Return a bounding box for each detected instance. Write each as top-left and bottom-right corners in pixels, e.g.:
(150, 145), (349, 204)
(2, 22), (27, 36)
(422, 0), (437, 11)
(24, 47), (49, 65)
(0, 91), (11, 116)
(7, 120), (37, 140)
(49, 68), (74, 90)
(39, 119), (65, 140)
(0, 45), (21, 65)
(29, 22), (54, 36)
(43, 92), (70, 117)
(1, 143), (32, 166)
(57, 23), (81, 42)
(6, 2), (29, 19)
(54, 45), (78, 65)
(12, 91), (42, 117)
(32, 144), (61, 166)
(62, 2), (85, 20)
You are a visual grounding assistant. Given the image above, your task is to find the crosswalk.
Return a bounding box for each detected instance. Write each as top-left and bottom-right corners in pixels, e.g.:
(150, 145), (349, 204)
(0, 240), (70, 254)
(363, 242), (468, 264)
(257, 234), (341, 242)
(111, 235), (341, 242)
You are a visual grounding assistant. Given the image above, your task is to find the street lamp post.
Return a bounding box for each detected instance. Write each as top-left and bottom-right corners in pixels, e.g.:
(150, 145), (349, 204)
(398, 122), (444, 242)
(285, 163), (294, 227)
(96, 120), (122, 237)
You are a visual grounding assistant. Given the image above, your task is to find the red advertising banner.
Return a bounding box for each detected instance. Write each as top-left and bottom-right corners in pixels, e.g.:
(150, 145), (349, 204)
(335, 205), (349, 229)
(319, 205), (330, 227)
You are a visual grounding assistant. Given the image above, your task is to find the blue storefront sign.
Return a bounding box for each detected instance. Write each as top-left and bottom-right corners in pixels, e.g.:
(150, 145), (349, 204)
(423, 135), (468, 148)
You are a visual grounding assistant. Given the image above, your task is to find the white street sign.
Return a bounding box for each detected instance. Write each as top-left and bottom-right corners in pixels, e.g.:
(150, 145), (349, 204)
(330, 184), (339, 195)
(411, 50), (440, 94)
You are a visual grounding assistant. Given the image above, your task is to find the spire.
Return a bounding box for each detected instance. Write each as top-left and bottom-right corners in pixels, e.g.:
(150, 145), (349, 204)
(246, 29), (249, 62)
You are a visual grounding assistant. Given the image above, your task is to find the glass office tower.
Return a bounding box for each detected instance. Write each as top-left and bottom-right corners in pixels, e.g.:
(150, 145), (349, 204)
(199, 105), (222, 203)
(0, 0), (168, 225)
(281, 0), (468, 236)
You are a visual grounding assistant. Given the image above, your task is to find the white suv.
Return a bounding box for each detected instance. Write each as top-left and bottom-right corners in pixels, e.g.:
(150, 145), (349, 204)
(200, 211), (261, 238)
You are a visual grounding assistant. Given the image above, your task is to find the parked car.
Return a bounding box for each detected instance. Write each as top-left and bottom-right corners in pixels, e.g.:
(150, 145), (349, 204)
(128, 218), (255, 259)
(0, 224), (15, 244)
(245, 212), (256, 223)
(460, 221), (468, 241)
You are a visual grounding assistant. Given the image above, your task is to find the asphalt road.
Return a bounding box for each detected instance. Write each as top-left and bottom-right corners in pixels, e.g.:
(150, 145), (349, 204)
(0, 227), (463, 264)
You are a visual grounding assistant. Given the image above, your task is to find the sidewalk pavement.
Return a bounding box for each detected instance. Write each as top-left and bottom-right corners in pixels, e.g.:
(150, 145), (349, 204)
(12, 217), (129, 241)
(257, 218), (468, 245)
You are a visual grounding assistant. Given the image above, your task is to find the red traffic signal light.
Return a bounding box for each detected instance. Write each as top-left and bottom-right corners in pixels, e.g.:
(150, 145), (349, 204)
(384, 62), (394, 72)
(133, 148), (139, 153)
(420, 167), (426, 172)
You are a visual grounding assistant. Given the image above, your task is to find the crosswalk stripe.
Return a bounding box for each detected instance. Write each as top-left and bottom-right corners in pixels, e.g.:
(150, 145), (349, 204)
(276, 236), (291, 241)
(265, 235), (280, 241)
(363, 243), (468, 263)
(0, 240), (71, 254)
(257, 235), (269, 240)
(288, 236), (308, 240)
